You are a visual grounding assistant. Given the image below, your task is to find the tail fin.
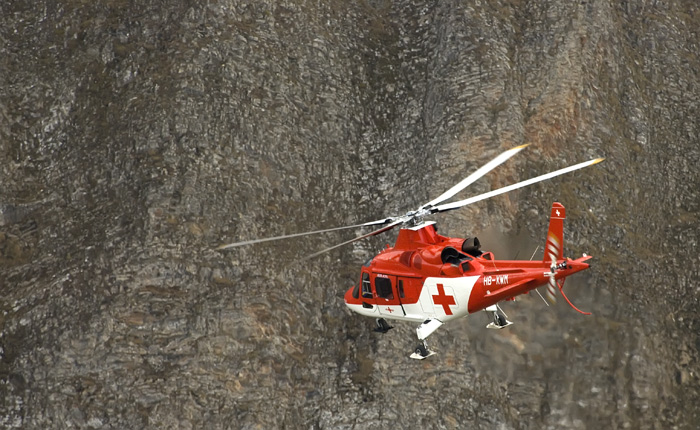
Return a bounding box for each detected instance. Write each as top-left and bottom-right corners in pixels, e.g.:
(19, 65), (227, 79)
(543, 202), (565, 303)
(544, 202), (565, 263)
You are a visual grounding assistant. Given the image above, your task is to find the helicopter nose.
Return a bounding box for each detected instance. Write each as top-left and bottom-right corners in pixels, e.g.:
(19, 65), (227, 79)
(344, 285), (358, 304)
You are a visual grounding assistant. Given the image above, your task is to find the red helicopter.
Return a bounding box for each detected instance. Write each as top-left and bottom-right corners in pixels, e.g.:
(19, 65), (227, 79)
(218, 145), (604, 359)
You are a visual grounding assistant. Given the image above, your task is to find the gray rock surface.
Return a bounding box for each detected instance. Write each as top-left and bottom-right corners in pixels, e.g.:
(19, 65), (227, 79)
(1, 0), (698, 429)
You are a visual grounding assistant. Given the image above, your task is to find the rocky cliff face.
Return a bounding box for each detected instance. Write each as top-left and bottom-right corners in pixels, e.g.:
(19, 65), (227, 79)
(1, 1), (698, 429)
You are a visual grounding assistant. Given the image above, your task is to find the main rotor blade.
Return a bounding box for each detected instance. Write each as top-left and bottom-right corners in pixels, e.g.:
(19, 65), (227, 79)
(217, 223), (367, 250)
(303, 219), (404, 260)
(216, 217), (397, 250)
(420, 144), (529, 209)
(432, 158), (605, 213)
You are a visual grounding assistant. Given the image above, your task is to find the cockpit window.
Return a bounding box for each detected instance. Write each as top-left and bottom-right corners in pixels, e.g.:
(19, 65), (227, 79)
(375, 276), (394, 300)
(361, 272), (372, 298)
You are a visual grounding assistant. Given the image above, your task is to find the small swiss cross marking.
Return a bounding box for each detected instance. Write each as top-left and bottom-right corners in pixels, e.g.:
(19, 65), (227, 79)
(556, 209), (561, 217)
(432, 283), (456, 315)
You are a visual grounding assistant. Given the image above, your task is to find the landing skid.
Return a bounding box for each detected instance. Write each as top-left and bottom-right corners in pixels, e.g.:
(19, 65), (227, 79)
(410, 341), (436, 360)
(486, 319), (513, 330)
(410, 348), (436, 360)
(485, 305), (513, 329)
(410, 335), (437, 360)
(373, 318), (393, 333)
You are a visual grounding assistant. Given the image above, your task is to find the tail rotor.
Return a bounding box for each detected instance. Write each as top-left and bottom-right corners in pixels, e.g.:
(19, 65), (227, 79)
(546, 259), (558, 304)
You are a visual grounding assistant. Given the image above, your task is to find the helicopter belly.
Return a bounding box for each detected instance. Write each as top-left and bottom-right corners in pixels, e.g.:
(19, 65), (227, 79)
(345, 302), (425, 322)
(345, 276), (480, 322)
(417, 276), (480, 321)
(345, 302), (379, 318)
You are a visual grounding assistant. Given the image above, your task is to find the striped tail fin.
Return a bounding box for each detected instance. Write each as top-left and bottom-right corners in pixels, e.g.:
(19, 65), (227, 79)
(543, 202), (565, 303)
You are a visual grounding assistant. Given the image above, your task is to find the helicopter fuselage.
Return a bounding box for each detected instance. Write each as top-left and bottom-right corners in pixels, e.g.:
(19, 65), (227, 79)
(344, 220), (591, 324)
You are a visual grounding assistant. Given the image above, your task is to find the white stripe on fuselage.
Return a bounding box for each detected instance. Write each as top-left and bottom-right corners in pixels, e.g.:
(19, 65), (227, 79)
(416, 276), (480, 321)
(345, 276), (480, 323)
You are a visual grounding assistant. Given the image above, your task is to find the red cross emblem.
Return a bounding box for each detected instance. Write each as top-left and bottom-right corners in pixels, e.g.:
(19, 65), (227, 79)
(432, 283), (456, 315)
(385, 307), (394, 313)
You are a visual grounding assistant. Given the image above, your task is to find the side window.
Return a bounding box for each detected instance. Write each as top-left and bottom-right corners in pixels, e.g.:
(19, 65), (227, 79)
(398, 279), (405, 299)
(375, 277), (394, 300)
(361, 272), (372, 298)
